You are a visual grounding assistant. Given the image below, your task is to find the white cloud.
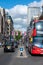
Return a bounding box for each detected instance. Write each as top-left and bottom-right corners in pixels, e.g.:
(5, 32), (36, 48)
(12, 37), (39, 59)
(5, 0), (43, 32)
(13, 18), (27, 25)
(28, 0), (43, 7)
(22, 19), (27, 24)
(14, 18), (22, 22)
(14, 24), (26, 33)
(14, 24), (22, 29)
(16, 28), (26, 33)
(9, 5), (27, 17)
(5, 9), (9, 12)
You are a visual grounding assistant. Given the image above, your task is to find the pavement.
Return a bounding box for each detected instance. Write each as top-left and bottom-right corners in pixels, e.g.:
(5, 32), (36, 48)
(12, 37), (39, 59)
(0, 44), (43, 65)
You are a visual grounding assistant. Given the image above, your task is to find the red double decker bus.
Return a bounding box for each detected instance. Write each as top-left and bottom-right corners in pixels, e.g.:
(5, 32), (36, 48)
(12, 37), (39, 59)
(28, 19), (43, 55)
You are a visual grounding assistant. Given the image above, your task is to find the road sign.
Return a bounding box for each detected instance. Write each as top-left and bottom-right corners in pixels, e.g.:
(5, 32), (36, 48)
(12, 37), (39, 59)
(20, 48), (23, 51)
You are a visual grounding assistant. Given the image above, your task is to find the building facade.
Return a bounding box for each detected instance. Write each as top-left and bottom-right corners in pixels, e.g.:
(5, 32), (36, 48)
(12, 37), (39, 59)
(5, 12), (13, 39)
(0, 8), (5, 43)
(0, 8), (14, 43)
(27, 6), (41, 25)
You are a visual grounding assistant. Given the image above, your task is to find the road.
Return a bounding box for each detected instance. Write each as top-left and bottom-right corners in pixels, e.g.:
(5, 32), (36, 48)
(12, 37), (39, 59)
(0, 44), (43, 65)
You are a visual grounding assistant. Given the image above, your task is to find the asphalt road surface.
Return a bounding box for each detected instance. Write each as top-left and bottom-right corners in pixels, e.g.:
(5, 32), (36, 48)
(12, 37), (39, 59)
(0, 45), (43, 65)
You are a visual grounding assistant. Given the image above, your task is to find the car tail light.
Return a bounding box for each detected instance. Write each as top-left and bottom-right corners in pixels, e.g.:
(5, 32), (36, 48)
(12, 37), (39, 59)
(32, 28), (37, 37)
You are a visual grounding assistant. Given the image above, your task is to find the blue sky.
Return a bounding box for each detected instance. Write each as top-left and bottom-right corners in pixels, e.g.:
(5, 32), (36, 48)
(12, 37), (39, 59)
(0, 0), (40, 9)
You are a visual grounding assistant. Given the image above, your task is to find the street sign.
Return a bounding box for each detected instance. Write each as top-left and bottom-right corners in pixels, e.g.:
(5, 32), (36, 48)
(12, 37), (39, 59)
(20, 48), (23, 51)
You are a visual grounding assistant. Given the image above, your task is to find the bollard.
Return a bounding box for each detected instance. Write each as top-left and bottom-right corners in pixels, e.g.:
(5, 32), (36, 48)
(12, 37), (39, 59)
(20, 52), (23, 56)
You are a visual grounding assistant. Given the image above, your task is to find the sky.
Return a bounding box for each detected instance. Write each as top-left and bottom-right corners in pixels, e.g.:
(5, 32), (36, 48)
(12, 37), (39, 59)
(0, 0), (42, 33)
(0, 0), (40, 9)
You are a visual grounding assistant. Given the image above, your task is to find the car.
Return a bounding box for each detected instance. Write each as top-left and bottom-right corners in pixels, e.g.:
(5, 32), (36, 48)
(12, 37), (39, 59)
(4, 41), (15, 52)
(14, 41), (18, 48)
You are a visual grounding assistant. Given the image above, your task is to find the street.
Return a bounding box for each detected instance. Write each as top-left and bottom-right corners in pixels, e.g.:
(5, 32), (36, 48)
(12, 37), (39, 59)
(0, 44), (43, 65)
(0, 0), (43, 65)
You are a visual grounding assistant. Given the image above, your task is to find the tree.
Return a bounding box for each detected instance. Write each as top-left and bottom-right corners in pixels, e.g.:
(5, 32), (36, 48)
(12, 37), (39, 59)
(15, 31), (22, 41)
